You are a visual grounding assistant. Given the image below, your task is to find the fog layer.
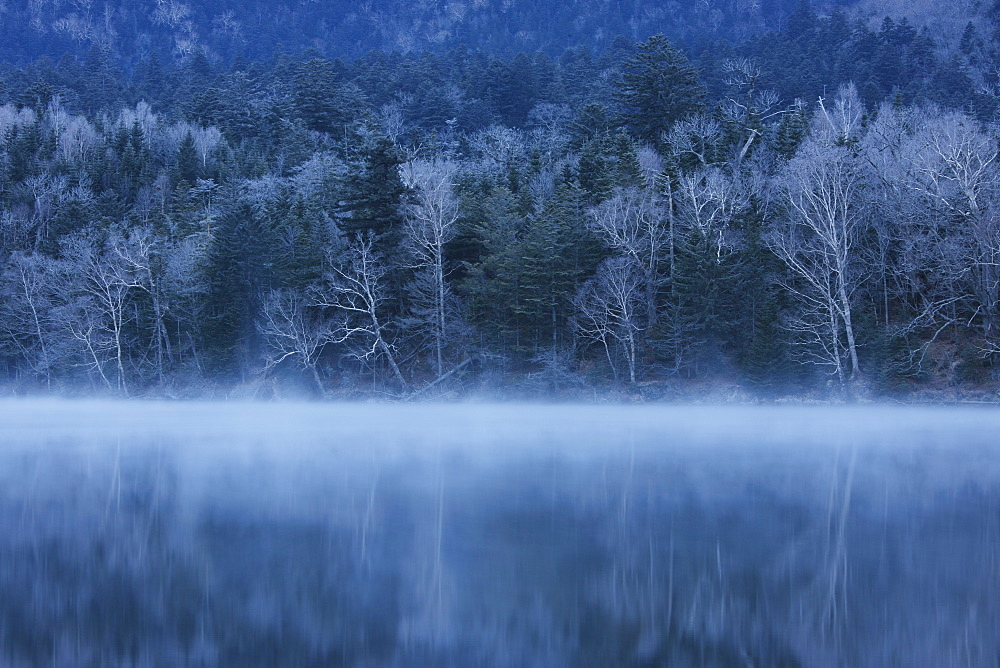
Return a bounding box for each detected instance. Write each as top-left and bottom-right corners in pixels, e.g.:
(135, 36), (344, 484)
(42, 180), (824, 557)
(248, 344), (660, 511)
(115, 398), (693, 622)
(1, 401), (998, 666)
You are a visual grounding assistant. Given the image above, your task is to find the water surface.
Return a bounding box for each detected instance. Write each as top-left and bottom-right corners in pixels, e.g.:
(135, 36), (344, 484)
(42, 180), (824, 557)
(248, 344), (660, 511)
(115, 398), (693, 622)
(1, 401), (998, 666)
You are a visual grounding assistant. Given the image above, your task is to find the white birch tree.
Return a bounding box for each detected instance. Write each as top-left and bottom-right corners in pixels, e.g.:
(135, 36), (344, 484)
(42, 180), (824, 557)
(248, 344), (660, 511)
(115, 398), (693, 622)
(768, 140), (867, 385)
(904, 111), (1000, 339)
(57, 229), (150, 395)
(586, 187), (668, 326)
(315, 237), (407, 391)
(400, 157), (461, 377)
(574, 257), (645, 384)
(259, 288), (336, 394)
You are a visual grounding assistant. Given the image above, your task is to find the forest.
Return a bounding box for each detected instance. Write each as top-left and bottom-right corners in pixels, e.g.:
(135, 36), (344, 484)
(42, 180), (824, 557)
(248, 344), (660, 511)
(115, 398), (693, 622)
(2, 1), (1000, 400)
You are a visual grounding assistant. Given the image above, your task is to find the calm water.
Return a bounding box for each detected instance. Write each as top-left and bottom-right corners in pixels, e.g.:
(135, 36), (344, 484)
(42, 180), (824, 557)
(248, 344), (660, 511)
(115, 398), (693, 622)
(1, 400), (998, 666)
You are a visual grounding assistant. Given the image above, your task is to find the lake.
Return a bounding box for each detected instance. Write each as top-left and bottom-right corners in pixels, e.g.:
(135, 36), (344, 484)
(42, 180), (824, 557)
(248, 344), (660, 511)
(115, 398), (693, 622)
(1, 400), (998, 666)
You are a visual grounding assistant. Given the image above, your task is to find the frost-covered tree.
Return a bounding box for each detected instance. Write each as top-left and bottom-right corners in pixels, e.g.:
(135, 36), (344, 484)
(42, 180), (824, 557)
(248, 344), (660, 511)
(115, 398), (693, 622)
(259, 288), (336, 394)
(400, 157), (462, 377)
(574, 257), (645, 384)
(316, 237), (407, 391)
(586, 187), (668, 326)
(769, 138), (867, 385)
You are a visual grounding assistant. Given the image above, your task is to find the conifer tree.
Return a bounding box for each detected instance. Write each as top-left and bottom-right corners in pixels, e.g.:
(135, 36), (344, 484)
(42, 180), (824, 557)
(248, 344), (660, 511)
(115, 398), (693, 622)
(200, 200), (284, 379)
(616, 34), (705, 149)
(339, 133), (408, 248)
(175, 132), (200, 185)
(293, 58), (342, 135)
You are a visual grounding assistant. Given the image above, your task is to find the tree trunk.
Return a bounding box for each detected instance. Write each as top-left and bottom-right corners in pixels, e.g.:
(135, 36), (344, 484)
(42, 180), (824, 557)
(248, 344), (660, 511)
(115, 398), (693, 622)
(435, 254), (445, 377)
(379, 337), (408, 390)
(310, 363), (326, 396)
(839, 281), (860, 380)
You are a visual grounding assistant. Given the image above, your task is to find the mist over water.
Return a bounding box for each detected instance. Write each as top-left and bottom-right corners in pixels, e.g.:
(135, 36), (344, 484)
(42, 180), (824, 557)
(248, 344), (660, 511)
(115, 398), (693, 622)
(2, 401), (999, 666)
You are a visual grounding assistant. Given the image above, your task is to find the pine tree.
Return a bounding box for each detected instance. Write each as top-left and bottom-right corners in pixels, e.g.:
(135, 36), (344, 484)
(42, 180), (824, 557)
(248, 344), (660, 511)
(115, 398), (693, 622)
(293, 58), (340, 134)
(293, 58), (366, 135)
(200, 200), (284, 379)
(667, 227), (730, 376)
(339, 133), (408, 246)
(493, 52), (537, 126)
(616, 34), (705, 149)
(460, 187), (526, 355)
(772, 101), (809, 159)
(517, 183), (595, 351)
(134, 52), (169, 106)
(786, 0), (818, 43)
(81, 45), (124, 113)
(175, 132), (200, 185)
(736, 209), (788, 392)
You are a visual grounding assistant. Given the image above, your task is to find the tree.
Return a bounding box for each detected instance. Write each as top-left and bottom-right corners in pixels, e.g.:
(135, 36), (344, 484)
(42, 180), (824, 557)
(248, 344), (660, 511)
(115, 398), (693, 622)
(400, 157), (462, 377)
(719, 58), (781, 170)
(773, 99), (810, 159)
(905, 111), (1000, 340)
(665, 114), (724, 171)
(586, 187), (668, 327)
(574, 257), (644, 384)
(667, 167), (748, 374)
(490, 52), (537, 126)
(293, 58), (365, 135)
(0, 253), (60, 387)
(56, 228), (151, 395)
(459, 186), (531, 356)
(175, 131), (200, 184)
(259, 288), (336, 394)
(339, 133), (408, 248)
(515, 183), (595, 352)
(23, 173), (68, 252)
(201, 200), (283, 379)
(316, 237), (407, 391)
(577, 131), (645, 203)
(111, 226), (173, 385)
(768, 139), (867, 385)
(616, 34), (705, 149)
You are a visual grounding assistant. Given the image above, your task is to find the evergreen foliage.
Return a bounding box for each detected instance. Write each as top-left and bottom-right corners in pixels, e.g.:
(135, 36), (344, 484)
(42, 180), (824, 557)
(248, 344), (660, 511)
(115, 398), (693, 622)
(0, 7), (997, 399)
(616, 35), (706, 149)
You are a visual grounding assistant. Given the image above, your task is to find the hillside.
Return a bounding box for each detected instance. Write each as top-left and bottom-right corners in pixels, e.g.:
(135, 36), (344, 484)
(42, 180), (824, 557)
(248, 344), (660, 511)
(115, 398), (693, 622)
(1, 0), (855, 64)
(1, 2), (999, 401)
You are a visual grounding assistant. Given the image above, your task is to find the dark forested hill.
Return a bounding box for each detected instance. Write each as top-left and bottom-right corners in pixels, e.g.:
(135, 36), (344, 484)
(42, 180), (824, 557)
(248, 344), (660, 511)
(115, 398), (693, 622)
(2, 1), (1000, 401)
(1, 0), (856, 65)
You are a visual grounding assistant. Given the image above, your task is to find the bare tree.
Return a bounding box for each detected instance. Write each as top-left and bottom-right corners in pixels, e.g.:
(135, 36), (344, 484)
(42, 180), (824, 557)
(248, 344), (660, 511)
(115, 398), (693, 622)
(163, 122), (223, 169)
(904, 111), (1000, 340)
(111, 227), (174, 384)
(586, 187), (668, 326)
(0, 253), (60, 387)
(377, 100), (408, 145)
(857, 103), (914, 329)
(815, 83), (865, 147)
(258, 288), (336, 394)
(528, 103), (573, 165)
(665, 114), (723, 168)
(768, 140), (867, 385)
(574, 257), (645, 384)
(469, 125), (528, 177)
(676, 167), (747, 258)
(315, 237), (407, 391)
(0, 104), (36, 142)
(400, 157), (461, 377)
(160, 234), (209, 375)
(115, 101), (158, 147)
(56, 115), (99, 165)
(23, 174), (68, 251)
(57, 229), (149, 395)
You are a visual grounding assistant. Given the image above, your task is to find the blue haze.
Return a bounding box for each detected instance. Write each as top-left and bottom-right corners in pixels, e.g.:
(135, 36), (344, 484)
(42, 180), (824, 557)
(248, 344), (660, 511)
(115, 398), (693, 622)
(1, 401), (998, 666)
